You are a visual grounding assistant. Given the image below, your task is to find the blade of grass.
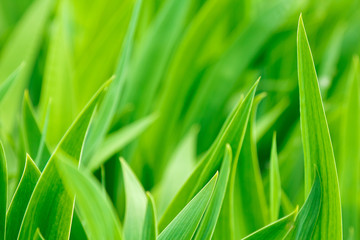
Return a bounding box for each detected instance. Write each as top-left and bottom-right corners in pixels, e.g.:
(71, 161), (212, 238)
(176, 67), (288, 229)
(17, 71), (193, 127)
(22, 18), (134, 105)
(193, 144), (232, 240)
(285, 170), (321, 239)
(18, 80), (109, 239)
(6, 155), (40, 240)
(0, 63), (23, 102)
(270, 132), (281, 222)
(0, 142), (6, 240)
(241, 208), (298, 240)
(297, 15), (342, 239)
(56, 157), (122, 240)
(158, 80), (258, 231)
(120, 158), (147, 240)
(142, 192), (157, 240)
(158, 173), (218, 240)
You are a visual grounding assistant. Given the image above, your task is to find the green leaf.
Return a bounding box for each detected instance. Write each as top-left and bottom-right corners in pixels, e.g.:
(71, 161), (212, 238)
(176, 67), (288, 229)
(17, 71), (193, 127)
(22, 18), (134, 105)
(33, 229), (45, 240)
(236, 93), (269, 235)
(158, 173), (218, 240)
(121, 0), (191, 120)
(193, 144), (232, 240)
(270, 132), (281, 222)
(21, 91), (51, 171)
(38, 0), (76, 145)
(0, 142), (7, 240)
(0, 0), (54, 132)
(340, 56), (360, 239)
(89, 115), (156, 171)
(18, 80), (109, 239)
(297, 15), (342, 239)
(82, 0), (143, 166)
(241, 209), (298, 240)
(56, 157), (122, 240)
(0, 63), (22, 103)
(156, 127), (197, 216)
(6, 155), (40, 240)
(142, 192), (157, 240)
(120, 158), (147, 240)
(286, 170), (321, 239)
(158, 79), (258, 231)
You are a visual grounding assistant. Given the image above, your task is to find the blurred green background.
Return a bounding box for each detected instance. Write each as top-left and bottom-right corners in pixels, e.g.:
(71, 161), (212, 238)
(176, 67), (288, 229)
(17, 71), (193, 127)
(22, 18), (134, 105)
(0, 0), (359, 238)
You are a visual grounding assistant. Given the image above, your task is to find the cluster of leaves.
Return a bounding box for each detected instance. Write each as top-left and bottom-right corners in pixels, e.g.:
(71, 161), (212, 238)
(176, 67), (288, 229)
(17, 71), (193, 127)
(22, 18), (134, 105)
(0, 0), (359, 239)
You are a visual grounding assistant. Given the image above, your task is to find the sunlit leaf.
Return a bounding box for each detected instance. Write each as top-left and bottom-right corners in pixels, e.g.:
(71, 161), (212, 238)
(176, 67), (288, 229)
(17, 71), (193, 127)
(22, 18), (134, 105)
(297, 15), (342, 239)
(270, 132), (281, 222)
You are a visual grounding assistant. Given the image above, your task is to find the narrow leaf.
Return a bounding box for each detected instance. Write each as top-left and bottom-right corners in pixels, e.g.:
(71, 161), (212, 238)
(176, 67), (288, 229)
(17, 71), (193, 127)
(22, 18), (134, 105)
(241, 209), (298, 240)
(56, 158), (122, 240)
(6, 155), (40, 240)
(158, 173), (218, 240)
(270, 132), (281, 222)
(297, 15), (342, 239)
(142, 192), (157, 240)
(120, 158), (147, 240)
(0, 142), (7, 240)
(0, 64), (22, 102)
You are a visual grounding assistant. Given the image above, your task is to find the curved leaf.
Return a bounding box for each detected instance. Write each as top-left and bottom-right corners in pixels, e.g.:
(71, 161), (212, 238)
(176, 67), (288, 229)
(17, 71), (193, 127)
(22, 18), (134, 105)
(56, 158), (122, 240)
(270, 132), (281, 222)
(142, 192), (157, 240)
(6, 155), (40, 240)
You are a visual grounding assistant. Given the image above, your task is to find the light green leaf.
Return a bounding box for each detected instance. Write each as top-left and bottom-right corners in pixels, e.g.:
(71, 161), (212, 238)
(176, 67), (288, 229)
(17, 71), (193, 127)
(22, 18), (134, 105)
(56, 157), (122, 240)
(33, 228), (45, 240)
(159, 80), (258, 231)
(236, 93), (269, 236)
(158, 173), (218, 240)
(142, 192), (157, 240)
(21, 91), (51, 171)
(270, 132), (281, 222)
(89, 115), (156, 171)
(18, 80), (109, 239)
(0, 142), (6, 240)
(0, 0), (54, 132)
(38, 0), (76, 145)
(297, 15), (342, 239)
(156, 127), (197, 216)
(120, 158), (147, 240)
(194, 144), (232, 240)
(83, 0), (143, 166)
(340, 55), (360, 239)
(241, 209), (298, 240)
(6, 155), (40, 240)
(286, 170), (321, 239)
(0, 63), (22, 103)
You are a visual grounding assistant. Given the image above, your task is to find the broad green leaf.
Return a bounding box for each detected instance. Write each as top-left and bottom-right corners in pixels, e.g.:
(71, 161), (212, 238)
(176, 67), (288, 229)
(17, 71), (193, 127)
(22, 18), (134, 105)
(156, 127), (197, 216)
(237, 93), (269, 236)
(241, 209), (298, 240)
(158, 80), (258, 231)
(6, 155), (40, 240)
(194, 144), (232, 240)
(33, 229), (45, 240)
(56, 157), (122, 240)
(142, 192), (157, 240)
(120, 158), (147, 240)
(0, 0), (54, 132)
(21, 91), (51, 171)
(82, 0), (143, 166)
(18, 80), (108, 239)
(297, 15), (342, 239)
(270, 132), (281, 222)
(286, 170), (321, 239)
(0, 63), (22, 102)
(340, 56), (360, 239)
(89, 115), (156, 171)
(0, 142), (6, 240)
(158, 173), (218, 240)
